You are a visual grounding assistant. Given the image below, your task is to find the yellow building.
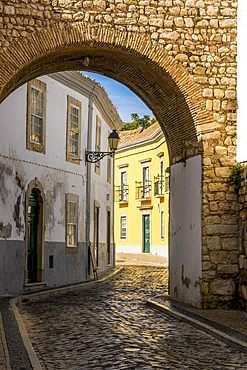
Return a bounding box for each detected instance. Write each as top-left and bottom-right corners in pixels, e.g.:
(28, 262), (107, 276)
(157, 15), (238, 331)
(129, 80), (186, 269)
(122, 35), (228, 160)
(114, 122), (170, 257)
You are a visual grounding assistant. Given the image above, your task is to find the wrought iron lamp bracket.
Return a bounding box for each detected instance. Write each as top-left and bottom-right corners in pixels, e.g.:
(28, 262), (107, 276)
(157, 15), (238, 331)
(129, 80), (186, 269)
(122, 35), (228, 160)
(85, 150), (114, 163)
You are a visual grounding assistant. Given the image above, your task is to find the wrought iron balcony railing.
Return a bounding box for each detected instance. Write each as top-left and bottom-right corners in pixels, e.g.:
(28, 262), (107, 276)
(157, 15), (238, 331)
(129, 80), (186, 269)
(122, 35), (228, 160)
(115, 185), (129, 203)
(154, 175), (164, 196)
(135, 180), (152, 200)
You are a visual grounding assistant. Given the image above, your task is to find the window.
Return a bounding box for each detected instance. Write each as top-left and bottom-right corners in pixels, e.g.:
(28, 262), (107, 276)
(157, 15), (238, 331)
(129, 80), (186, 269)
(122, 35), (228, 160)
(160, 157), (164, 195)
(26, 79), (46, 154)
(120, 215), (127, 240)
(67, 96), (81, 164)
(65, 194), (79, 254)
(143, 166), (150, 198)
(120, 171), (127, 201)
(95, 116), (101, 174)
(161, 210), (164, 239)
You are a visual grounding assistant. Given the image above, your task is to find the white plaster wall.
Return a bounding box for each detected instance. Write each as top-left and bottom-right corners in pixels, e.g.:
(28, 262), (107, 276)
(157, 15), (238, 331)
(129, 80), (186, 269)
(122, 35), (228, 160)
(151, 245), (168, 258)
(170, 155), (202, 307)
(0, 76), (89, 242)
(237, 0), (247, 162)
(116, 245), (142, 254)
(89, 104), (114, 245)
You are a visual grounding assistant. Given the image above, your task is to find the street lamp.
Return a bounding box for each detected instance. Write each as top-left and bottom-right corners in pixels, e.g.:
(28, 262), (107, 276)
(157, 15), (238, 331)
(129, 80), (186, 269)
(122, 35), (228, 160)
(85, 129), (120, 163)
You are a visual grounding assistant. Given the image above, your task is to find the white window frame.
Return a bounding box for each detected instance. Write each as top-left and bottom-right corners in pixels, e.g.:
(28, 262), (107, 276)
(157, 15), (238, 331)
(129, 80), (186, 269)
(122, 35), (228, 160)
(65, 194), (79, 254)
(160, 156), (164, 195)
(120, 168), (128, 202)
(66, 96), (81, 165)
(120, 214), (127, 240)
(26, 79), (46, 154)
(161, 208), (164, 239)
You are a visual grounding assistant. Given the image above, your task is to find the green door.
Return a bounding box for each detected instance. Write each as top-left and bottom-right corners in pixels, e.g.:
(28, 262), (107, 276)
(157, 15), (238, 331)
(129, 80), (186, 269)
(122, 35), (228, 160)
(143, 215), (150, 253)
(27, 192), (38, 283)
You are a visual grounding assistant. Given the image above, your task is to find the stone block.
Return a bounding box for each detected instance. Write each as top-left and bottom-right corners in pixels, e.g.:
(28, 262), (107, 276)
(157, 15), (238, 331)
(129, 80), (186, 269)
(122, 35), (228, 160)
(160, 31), (179, 40)
(163, 20), (173, 27)
(4, 5), (15, 15)
(219, 19), (237, 28)
(217, 264), (238, 274)
(222, 214), (238, 225)
(206, 225), (238, 235)
(209, 202), (218, 212)
(239, 255), (245, 270)
(184, 18), (194, 27)
(202, 261), (212, 270)
(242, 285), (247, 300)
(208, 183), (225, 192)
(202, 270), (216, 279)
(175, 54), (188, 62)
(215, 146), (227, 155)
(149, 18), (163, 27)
(207, 236), (220, 251)
(214, 89), (224, 99)
(203, 88), (213, 98)
(210, 251), (238, 264)
(194, 66), (206, 75)
(204, 216), (221, 225)
(215, 167), (231, 178)
(207, 6), (218, 16)
(174, 17), (184, 27)
(210, 279), (235, 296)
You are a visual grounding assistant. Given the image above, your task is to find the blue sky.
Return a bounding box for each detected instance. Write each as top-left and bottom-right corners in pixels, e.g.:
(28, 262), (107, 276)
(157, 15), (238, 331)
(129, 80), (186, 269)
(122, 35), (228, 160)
(81, 71), (154, 123)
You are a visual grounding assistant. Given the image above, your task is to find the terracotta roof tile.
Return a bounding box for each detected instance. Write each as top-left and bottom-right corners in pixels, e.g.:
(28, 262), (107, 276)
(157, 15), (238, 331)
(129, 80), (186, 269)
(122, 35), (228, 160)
(118, 121), (160, 147)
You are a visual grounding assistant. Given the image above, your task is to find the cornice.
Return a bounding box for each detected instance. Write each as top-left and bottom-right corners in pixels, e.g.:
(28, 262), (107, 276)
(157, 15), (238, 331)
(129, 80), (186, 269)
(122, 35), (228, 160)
(117, 128), (165, 154)
(48, 71), (123, 131)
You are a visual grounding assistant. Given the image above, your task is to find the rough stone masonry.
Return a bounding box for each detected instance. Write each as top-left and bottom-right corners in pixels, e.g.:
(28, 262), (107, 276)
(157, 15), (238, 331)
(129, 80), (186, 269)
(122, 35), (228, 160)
(0, 0), (243, 308)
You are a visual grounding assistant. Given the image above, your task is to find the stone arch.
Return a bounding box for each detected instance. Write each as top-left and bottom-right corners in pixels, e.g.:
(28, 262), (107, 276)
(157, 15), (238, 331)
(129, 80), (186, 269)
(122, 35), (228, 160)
(25, 177), (45, 286)
(0, 24), (217, 161)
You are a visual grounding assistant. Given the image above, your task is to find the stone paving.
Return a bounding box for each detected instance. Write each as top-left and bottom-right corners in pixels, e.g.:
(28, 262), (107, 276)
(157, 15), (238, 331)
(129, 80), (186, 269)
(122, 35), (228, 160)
(18, 266), (247, 369)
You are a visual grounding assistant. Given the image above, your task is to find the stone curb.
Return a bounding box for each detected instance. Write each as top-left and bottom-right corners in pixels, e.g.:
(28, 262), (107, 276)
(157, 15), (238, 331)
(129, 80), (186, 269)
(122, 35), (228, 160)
(146, 299), (247, 354)
(10, 267), (123, 370)
(0, 311), (11, 370)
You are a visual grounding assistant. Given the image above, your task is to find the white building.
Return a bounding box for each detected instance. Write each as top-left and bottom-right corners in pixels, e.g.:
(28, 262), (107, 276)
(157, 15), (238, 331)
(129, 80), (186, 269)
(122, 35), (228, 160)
(0, 71), (122, 294)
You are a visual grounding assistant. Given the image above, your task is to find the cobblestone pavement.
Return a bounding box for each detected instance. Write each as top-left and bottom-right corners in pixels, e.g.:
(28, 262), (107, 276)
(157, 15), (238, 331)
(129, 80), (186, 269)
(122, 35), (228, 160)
(18, 266), (247, 369)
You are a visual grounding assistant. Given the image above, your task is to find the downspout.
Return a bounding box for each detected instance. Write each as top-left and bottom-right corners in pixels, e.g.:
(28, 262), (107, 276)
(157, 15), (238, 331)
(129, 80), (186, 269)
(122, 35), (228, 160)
(86, 85), (96, 278)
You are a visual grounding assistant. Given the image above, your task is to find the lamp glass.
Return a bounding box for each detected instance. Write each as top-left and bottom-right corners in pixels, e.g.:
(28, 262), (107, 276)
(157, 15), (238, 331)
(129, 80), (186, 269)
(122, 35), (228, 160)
(108, 130), (120, 151)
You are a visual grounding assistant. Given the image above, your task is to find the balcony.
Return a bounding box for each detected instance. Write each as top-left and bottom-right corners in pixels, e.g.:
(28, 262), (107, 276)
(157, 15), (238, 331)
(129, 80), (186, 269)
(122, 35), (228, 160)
(135, 181), (152, 200)
(165, 175), (170, 193)
(154, 175), (164, 197)
(115, 185), (129, 203)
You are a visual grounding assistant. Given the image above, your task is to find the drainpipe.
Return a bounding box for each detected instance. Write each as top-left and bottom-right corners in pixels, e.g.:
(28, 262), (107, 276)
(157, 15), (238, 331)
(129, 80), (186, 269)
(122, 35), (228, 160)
(86, 85), (96, 278)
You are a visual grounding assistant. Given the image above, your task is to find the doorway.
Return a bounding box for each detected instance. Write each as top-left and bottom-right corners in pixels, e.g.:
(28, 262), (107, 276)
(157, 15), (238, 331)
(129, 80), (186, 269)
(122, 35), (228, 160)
(25, 179), (45, 286)
(142, 215), (150, 253)
(94, 206), (99, 265)
(27, 191), (38, 283)
(107, 210), (111, 265)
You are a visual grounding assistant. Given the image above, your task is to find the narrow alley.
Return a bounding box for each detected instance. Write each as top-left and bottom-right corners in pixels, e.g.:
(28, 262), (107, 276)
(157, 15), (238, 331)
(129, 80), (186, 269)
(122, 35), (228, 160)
(17, 266), (247, 369)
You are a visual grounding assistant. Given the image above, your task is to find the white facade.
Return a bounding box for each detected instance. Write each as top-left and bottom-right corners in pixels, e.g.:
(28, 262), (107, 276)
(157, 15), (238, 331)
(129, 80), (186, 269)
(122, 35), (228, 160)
(0, 71), (122, 294)
(237, 0), (247, 162)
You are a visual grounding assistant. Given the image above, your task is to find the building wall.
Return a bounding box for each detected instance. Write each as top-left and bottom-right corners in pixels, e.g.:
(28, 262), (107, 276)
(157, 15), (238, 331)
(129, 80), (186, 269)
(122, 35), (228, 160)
(0, 72), (120, 294)
(114, 130), (169, 258)
(170, 156), (202, 308)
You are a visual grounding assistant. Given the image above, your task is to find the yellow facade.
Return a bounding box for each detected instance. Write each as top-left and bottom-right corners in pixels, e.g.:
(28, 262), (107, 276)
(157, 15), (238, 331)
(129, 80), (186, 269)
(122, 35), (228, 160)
(114, 123), (170, 257)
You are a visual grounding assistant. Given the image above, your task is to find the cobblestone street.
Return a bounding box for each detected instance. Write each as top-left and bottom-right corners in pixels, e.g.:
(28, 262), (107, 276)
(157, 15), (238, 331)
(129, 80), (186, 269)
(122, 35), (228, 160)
(18, 267), (247, 369)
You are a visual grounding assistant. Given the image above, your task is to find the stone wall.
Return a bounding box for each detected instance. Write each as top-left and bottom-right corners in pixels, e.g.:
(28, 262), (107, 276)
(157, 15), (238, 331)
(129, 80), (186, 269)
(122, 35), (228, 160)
(0, 0), (241, 307)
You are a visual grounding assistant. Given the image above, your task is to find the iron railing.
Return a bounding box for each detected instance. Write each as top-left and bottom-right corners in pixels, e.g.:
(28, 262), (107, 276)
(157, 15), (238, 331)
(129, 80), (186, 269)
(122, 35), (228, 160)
(115, 185), (129, 202)
(135, 180), (152, 200)
(154, 175), (164, 196)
